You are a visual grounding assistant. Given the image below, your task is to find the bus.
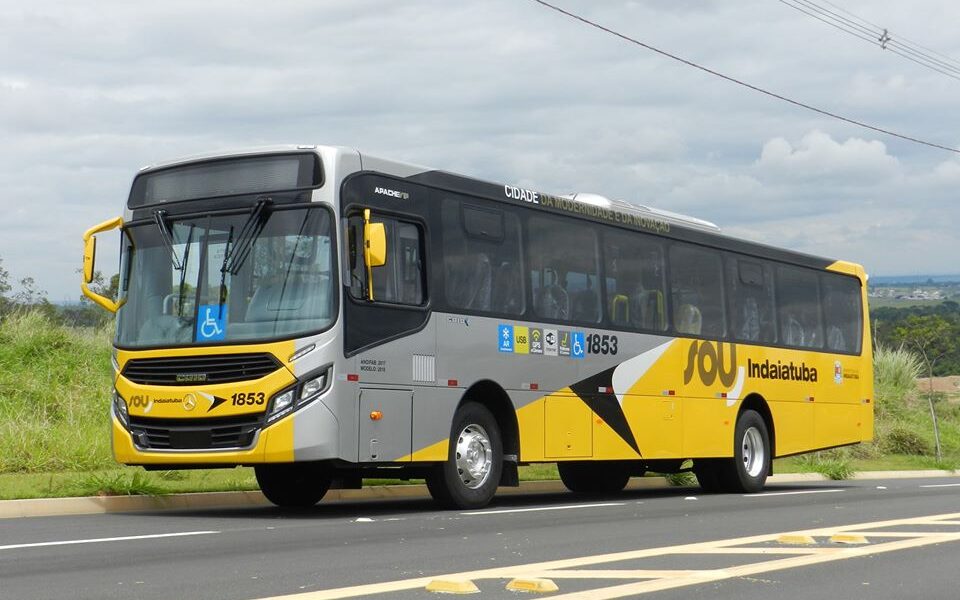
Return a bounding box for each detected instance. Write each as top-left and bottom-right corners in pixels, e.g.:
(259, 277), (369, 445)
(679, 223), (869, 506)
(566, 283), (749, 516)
(82, 145), (873, 509)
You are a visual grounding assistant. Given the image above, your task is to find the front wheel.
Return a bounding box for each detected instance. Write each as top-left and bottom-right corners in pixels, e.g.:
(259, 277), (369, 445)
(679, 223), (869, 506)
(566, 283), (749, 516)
(255, 463), (332, 508)
(426, 403), (503, 510)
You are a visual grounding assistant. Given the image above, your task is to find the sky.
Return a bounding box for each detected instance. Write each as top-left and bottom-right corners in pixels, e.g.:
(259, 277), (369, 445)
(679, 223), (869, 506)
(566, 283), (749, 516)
(3, 0), (960, 302)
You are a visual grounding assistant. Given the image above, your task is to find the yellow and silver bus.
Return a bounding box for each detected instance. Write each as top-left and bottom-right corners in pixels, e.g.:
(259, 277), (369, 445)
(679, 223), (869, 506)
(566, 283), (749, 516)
(82, 145), (873, 509)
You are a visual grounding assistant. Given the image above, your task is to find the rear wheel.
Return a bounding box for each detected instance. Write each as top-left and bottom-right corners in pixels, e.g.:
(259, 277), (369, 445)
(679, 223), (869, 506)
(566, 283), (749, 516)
(426, 403), (503, 509)
(558, 461), (635, 494)
(716, 410), (770, 493)
(255, 463), (332, 508)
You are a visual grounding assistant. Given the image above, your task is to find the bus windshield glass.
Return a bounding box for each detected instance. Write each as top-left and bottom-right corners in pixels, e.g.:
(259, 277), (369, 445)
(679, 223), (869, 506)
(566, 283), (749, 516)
(116, 206), (335, 347)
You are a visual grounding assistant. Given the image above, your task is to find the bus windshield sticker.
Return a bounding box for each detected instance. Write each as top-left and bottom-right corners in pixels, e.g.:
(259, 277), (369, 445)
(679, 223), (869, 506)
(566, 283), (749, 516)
(571, 331), (586, 359)
(529, 328), (544, 354)
(514, 326), (529, 354)
(196, 304), (227, 342)
(498, 324), (514, 353)
(543, 329), (558, 356)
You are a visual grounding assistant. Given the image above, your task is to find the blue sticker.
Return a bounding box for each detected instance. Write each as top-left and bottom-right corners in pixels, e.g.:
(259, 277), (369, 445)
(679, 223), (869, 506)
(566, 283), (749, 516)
(498, 324), (514, 353)
(196, 304), (228, 342)
(571, 331), (586, 359)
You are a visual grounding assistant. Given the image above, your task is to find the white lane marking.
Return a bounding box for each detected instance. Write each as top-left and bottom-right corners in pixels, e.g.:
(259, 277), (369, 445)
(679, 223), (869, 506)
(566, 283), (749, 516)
(744, 489), (845, 498)
(462, 502), (625, 516)
(920, 483), (960, 488)
(0, 530), (218, 552)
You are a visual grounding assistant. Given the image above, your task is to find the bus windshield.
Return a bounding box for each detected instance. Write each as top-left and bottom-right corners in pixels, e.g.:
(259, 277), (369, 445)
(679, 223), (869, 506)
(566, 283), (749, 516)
(116, 205), (335, 348)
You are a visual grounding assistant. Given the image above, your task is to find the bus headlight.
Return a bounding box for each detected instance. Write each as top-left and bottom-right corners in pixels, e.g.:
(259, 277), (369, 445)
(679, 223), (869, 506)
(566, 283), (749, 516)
(268, 389), (296, 423)
(113, 389), (129, 428)
(300, 371), (328, 402)
(266, 365), (332, 424)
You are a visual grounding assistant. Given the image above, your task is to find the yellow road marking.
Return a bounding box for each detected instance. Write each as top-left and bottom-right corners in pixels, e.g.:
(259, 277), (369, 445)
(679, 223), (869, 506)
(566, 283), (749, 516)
(673, 547), (841, 555)
(254, 512), (960, 600)
(525, 570), (710, 579)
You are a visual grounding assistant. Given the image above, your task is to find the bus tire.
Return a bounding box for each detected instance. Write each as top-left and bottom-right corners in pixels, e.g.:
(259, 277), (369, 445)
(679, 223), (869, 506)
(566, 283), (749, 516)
(255, 463), (331, 508)
(693, 459), (724, 493)
(722, 410), (770, 493)
(426, 402), (503, 510)
(558, 461), (633, 494)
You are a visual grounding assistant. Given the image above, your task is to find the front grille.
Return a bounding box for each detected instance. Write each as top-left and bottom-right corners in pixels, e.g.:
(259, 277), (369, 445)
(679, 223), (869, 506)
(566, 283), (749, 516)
(129, 415), (264, 450)
(122, 353), (283, 386)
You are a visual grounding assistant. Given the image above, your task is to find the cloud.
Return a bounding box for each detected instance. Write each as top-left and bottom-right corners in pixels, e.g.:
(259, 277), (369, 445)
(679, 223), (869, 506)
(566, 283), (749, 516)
(754, 130), (901, 183)
(3, 0), (960, 301)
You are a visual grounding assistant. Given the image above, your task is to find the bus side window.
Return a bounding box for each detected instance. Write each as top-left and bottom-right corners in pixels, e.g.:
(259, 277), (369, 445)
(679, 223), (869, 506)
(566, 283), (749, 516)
(347, 214), (425, 306)
(821, 273), (862, 353)
(725, 257), (776, 343)
(669, 243), (725, 338)
(527, 214), (600, 324)
(442, 198), (523, 315)
(777, 265), (823, 349)
(603, 232), (667, 332)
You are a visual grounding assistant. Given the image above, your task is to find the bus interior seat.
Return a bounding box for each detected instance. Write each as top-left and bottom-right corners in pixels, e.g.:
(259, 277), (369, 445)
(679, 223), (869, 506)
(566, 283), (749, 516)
(675, 303), (702, 335)
(446, 253), (492, 311)
(246, 274), (330, 323)
(610, 294), (630, 326)
(632, 290), (665, 330)
(738, 296), (761, 341)
(784, 316), (805, 347)
(537, 269), (568, 319)
(492, 261), (521, 314)
(572, 276), (599, 322)
(827, 325), (846, 351)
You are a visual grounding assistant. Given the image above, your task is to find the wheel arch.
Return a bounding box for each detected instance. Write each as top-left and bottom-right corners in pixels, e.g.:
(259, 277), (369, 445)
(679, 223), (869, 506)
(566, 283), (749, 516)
(458, 379), (520, 462)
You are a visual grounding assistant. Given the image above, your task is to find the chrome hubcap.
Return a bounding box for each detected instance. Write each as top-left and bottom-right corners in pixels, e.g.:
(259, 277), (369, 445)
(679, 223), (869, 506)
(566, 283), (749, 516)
(455, 424), (492, 489)
(741, 426), (765, 477)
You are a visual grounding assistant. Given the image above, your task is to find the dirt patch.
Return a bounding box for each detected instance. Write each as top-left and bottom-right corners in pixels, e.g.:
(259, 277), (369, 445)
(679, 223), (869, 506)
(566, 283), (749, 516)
(916, 376), (960, 401)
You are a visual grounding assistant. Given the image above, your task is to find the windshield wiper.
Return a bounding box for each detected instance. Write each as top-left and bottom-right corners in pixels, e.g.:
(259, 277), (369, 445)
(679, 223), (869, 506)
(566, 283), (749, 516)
(153, 210), (183, 270)
(223, 198), (270, 275)
(216, 225), (234, 318)
(177, 224), (196, 318)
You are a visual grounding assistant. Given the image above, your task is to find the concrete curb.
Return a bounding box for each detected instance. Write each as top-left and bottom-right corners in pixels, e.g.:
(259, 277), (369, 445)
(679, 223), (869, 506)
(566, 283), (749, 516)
(1, 470), (955, 520)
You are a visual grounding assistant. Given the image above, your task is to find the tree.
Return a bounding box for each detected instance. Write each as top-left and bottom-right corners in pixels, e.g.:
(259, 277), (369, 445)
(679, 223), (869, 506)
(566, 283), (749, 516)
(0, 256), (10, 314)
(892, 314), (949, 462)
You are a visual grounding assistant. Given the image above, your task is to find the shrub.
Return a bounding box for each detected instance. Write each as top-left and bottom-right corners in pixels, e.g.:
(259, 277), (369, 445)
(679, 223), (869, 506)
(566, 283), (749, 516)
(873, 343), (922, 417)
(0, 310), (113, 473)
(795, 450), (854, 480)
(879, 425), (932, 456)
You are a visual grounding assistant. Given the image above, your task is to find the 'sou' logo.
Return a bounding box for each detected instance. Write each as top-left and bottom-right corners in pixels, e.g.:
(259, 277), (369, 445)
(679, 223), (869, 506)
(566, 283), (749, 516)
(683, 340), (737, 387)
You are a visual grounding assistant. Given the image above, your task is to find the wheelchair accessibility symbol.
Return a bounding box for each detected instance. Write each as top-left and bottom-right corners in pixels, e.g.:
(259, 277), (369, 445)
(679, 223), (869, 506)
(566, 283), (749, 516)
(196, 304), (227, 341)
(571, 331), (585, 359)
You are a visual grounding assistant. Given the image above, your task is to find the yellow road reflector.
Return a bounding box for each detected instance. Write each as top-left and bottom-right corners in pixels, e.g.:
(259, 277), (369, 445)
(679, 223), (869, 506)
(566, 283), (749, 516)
(830, 534), (868, 545)
(777, 534), (817, 545)
(425, 578), (480, 594)
(506, 577), (560, 593)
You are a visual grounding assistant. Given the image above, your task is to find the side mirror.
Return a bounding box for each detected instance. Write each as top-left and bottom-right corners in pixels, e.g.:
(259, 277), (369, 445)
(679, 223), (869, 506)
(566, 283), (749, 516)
(81, 216), (124, 312)
(362, 209), (387, 301)
(364, 222), (387, 268)
(83, 236), (97, 284)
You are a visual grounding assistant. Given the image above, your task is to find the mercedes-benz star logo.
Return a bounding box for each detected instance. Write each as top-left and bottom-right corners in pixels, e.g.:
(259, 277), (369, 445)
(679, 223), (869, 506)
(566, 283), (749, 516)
(183, 393), (197, 412)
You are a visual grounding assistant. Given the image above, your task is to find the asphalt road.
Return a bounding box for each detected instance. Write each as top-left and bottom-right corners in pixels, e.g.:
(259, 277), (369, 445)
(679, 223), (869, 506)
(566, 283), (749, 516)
(1, 477), (959, 600)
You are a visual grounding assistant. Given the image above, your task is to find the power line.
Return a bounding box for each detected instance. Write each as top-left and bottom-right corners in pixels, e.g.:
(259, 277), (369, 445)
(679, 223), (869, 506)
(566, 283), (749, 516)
(779, 0), (960, 82)
(529, 0), (960, 155)
(818, 0), (960, 70)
